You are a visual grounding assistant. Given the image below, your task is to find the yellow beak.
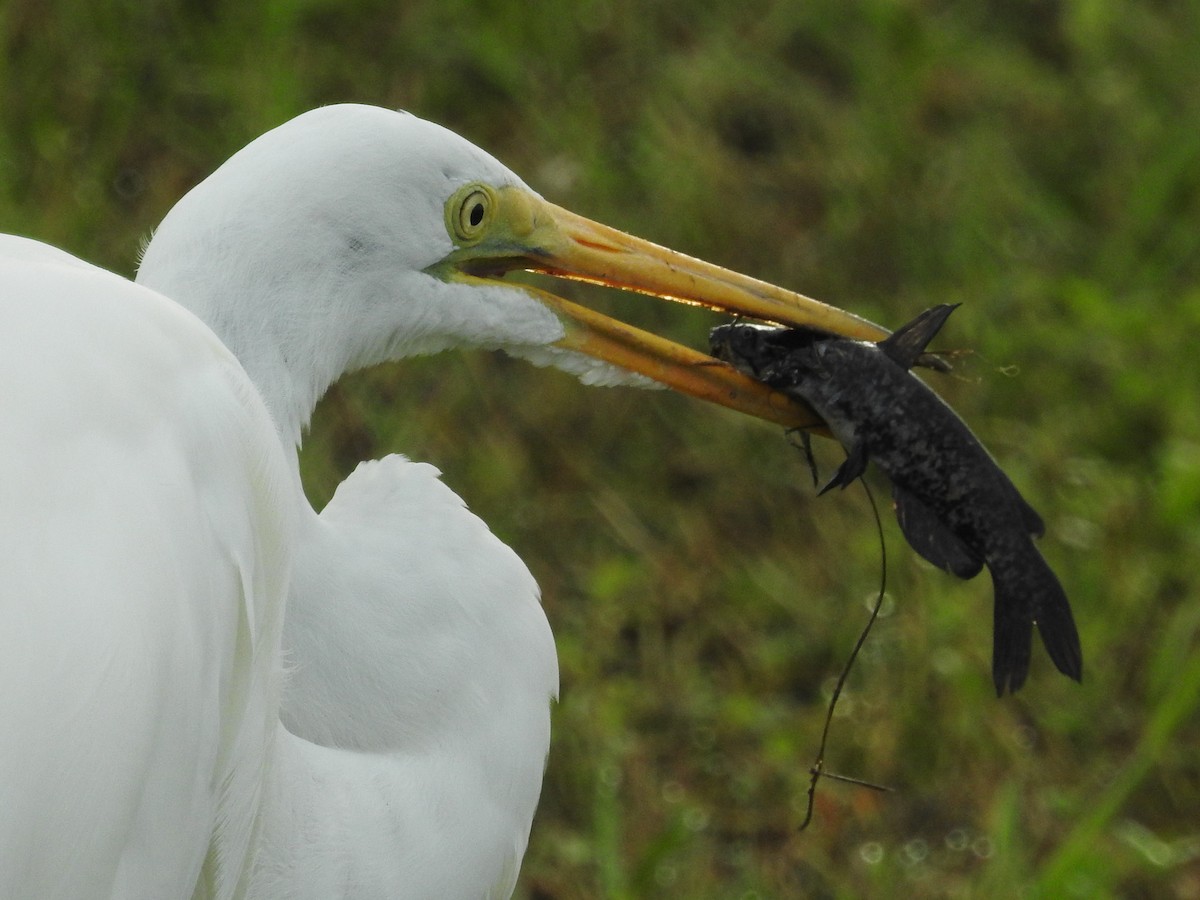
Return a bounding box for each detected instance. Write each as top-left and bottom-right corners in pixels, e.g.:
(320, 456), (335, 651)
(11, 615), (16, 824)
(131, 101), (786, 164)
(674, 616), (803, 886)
(441, 184), (890, 429)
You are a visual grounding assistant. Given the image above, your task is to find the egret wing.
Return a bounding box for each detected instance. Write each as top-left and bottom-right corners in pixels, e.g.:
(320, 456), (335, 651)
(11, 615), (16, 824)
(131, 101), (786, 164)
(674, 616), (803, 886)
(0, 243), (293, 900)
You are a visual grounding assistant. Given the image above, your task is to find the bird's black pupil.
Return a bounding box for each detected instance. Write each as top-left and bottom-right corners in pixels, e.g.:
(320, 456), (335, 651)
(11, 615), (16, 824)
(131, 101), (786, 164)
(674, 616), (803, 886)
(469, 203), (484, 227)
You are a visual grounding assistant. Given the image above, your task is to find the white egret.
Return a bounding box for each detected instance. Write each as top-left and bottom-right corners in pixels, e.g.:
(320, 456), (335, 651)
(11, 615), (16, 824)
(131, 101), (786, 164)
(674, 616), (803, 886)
(0, 104), (886, 899)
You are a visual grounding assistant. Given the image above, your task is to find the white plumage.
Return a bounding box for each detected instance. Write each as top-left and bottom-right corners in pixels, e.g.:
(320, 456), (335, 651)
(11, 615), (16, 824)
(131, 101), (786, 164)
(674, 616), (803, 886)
(1, 236), (293, 897)
(0, 104), (876, 898)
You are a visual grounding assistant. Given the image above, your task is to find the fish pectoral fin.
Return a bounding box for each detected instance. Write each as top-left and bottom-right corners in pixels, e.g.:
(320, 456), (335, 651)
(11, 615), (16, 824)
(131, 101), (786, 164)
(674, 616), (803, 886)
(879, 304), (959, 369)
(892, 485), (984, 578)
(818, 441), (869, 495)
(786, 428), (820, 488)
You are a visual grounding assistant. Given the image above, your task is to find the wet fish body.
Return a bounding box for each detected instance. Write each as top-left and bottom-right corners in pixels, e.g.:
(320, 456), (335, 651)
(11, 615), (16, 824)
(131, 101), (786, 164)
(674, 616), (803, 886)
(710, 305), (1083, 695)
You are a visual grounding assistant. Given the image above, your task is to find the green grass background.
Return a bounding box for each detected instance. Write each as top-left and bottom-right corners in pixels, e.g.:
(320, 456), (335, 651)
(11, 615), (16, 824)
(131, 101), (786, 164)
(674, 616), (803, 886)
(3, 0), (1198, 896)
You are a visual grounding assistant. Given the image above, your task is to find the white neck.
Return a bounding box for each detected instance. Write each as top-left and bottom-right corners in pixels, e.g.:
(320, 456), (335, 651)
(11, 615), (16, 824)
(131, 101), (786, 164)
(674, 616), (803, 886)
(138, 227), (437, 448)
(251, 725), (535, 899)
(132, 107), (563, 896)
(246, 460), (556, 897)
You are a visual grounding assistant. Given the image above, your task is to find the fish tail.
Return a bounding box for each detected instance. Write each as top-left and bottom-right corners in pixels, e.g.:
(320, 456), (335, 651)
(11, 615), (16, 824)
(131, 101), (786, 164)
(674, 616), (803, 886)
(991, 548), (1083, 696)
(991, 579), (1033, 696)
(1029, 551), (1084, 684)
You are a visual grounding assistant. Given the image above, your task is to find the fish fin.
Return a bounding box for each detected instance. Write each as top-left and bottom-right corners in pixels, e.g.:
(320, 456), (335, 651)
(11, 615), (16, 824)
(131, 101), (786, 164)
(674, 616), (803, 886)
(818, 441), (868, 495)
(786, 428), (820, 488)
(991, 581), (1034, 696)
(801, 431), (819, 488)
(892, 486), (984, 579)
(879, 304), (960, 370)
(1030, 553), (1083, 683)
(1017, 493), (1046, 538)
(990, 547), (1082, 695)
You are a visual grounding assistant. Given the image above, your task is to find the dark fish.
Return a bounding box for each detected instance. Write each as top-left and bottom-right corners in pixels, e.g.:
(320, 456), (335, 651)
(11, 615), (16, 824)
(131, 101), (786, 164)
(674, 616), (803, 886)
(710, 305), (1082, 695)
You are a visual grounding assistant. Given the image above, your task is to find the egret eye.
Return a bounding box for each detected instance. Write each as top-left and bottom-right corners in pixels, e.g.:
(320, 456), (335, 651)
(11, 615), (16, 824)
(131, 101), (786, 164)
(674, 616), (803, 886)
(448, 184), (494, 243)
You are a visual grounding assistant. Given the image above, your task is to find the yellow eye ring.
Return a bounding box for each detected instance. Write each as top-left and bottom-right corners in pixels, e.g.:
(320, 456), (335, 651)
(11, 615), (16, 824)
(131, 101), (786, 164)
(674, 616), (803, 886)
(447, 183), (495, 243)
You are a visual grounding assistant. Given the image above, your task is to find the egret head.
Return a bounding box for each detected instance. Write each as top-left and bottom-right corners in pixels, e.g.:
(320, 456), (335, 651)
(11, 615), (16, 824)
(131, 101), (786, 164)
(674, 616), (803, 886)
(138, 104), (884, 444)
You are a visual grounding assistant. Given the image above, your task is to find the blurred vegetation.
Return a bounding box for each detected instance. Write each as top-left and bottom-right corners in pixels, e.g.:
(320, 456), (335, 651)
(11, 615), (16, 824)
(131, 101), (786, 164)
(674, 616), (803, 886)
(3, 0), (1199, 896)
